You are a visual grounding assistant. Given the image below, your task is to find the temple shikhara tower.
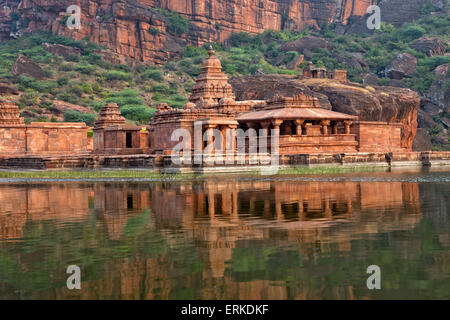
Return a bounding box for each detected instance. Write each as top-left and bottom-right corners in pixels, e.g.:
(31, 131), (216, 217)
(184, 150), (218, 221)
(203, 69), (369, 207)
(0, 102), (24, 125)
(189, 46), (235, 104)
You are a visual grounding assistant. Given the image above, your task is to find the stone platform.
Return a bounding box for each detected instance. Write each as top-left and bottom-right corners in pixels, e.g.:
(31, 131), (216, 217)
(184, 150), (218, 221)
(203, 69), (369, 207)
(0, 151), (448, 173)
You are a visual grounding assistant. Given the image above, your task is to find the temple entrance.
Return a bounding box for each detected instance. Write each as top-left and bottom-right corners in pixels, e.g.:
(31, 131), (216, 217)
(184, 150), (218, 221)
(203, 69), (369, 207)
(126, 132), (132, 148)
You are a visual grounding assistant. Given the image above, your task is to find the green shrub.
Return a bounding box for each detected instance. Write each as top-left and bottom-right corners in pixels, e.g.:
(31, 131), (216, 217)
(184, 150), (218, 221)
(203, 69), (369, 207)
(142, 68), (164, 81)
(57, 76), (69, 86)
(105, 70), (132, 81)
(399, 25), (426, 41)
(149, 27), (159, 36)
(66, 54), (80, 62)
(184, 45), (207, 58)
(150, 83), (170, 94)
(63, 110), (96, 126)
(68, 83), (84, 97)
(76, 64), (96, 75)
(120, 105), (156, 123)
(81, 82), (93, 94)
(156, 9), (189, 35)
(59, 63), (76, 72)
(105, 89), (144, 106)
(229, 32), (254, 47)
(19, 89), (39, 106)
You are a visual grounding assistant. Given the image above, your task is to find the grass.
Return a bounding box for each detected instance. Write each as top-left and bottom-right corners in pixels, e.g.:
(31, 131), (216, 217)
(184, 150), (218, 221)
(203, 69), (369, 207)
(277, 165), (383, 175)
(0, 165), (383, 180)
(0, 170), (189, 180)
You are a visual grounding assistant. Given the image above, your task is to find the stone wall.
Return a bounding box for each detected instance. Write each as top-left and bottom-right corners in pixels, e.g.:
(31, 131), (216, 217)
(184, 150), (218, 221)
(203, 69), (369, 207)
(352, 121), (405, 153)
(0, 122), (88, 155)
(279, 134), (358, 154)
(0, 125), (26, 154)
(26, 123), (88, 155)
(151, 121), (194, 154)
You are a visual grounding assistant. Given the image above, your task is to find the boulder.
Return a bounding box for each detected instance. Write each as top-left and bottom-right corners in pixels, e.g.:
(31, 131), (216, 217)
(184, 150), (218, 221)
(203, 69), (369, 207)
(412, 128), (433, 151)
(422, 102), (442, 117)
(229, 75), (332, 109)
(0, 82), (18, 95)
(335, 52), (368, 70)
(287, 55), (304, 70)
(361, 73), (379, 86)
(42, 43), (82, 59)
(427, 64), (450, 109)
(388, 79), (407, 88)
(385, 53), (417, 80)
(11, 54), (45, 80)
(279, 36), (330, 55)
(417, 109), (437, 129)
(411, 37), (446, 57)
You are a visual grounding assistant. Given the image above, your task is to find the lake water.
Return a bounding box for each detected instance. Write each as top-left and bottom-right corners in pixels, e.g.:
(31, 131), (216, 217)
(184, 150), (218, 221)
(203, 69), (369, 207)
(0, 169), (449, 299)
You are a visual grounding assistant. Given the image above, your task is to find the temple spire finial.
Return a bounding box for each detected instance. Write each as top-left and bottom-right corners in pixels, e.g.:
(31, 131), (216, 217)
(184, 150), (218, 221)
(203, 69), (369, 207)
(208, 45), (214, 57)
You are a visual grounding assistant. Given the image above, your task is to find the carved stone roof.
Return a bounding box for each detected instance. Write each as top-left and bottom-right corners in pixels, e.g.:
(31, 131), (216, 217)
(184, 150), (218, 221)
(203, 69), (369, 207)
(266, 93), (321, 109)
(237, 93), (357, 122)
(94, 103), (126, 128)
(236, 107), (358, 122)
(0, 102), (24, 125)
(189, 46), (235, 104)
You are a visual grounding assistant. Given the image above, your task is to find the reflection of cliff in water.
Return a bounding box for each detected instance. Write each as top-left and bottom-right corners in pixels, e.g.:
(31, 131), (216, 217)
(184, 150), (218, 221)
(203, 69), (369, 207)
(0, 179), (443, 299)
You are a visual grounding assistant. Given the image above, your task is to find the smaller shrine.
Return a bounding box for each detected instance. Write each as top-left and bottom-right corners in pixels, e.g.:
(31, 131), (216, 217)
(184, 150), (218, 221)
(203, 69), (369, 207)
(93, 103), (149, 154)
(302, 62), (347, 82)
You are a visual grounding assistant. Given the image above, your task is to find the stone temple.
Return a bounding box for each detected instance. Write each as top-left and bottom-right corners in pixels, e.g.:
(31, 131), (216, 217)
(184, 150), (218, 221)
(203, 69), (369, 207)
(1, 47), (448, 170)
(146, 47), (405, 159)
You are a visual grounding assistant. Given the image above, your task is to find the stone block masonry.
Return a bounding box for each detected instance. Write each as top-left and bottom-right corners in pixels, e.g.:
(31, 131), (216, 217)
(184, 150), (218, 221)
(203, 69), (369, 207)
(351, 121), (406, 153)
(0, 122), (89, 156)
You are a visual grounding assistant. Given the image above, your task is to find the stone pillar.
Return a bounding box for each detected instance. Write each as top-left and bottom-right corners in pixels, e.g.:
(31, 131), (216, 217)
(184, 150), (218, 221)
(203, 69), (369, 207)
(260, 121), (271, 154)
(321, 120), (330, 135)
(344, 121), (352, 134)
(295, 120), (304, 136)
(228, 125), (237, 152)
(139, 129), (148, 149)
(205, 124), (217, 154)
(220, 126), (226, 155)
(272, 120), (283, 132)
(332, 122), (338, 135)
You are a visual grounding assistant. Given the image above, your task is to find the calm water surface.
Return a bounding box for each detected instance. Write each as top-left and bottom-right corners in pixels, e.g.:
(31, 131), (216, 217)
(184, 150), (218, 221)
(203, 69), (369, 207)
(0, 169), (449, 299)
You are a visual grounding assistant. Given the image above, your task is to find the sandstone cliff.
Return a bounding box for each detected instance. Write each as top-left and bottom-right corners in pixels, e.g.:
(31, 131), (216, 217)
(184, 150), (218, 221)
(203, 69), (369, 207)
(230, 75), (420, 150)
(0, 0), (387, 64)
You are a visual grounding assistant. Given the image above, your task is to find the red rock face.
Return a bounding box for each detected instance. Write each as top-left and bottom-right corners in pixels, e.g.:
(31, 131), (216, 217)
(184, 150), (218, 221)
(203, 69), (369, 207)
(0, 0), (377, 64)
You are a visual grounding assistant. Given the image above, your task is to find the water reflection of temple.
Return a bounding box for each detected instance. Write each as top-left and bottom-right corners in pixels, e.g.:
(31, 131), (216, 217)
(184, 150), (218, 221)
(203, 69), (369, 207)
(0, 183), (91, 239)
(0, 180), (425, 299)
